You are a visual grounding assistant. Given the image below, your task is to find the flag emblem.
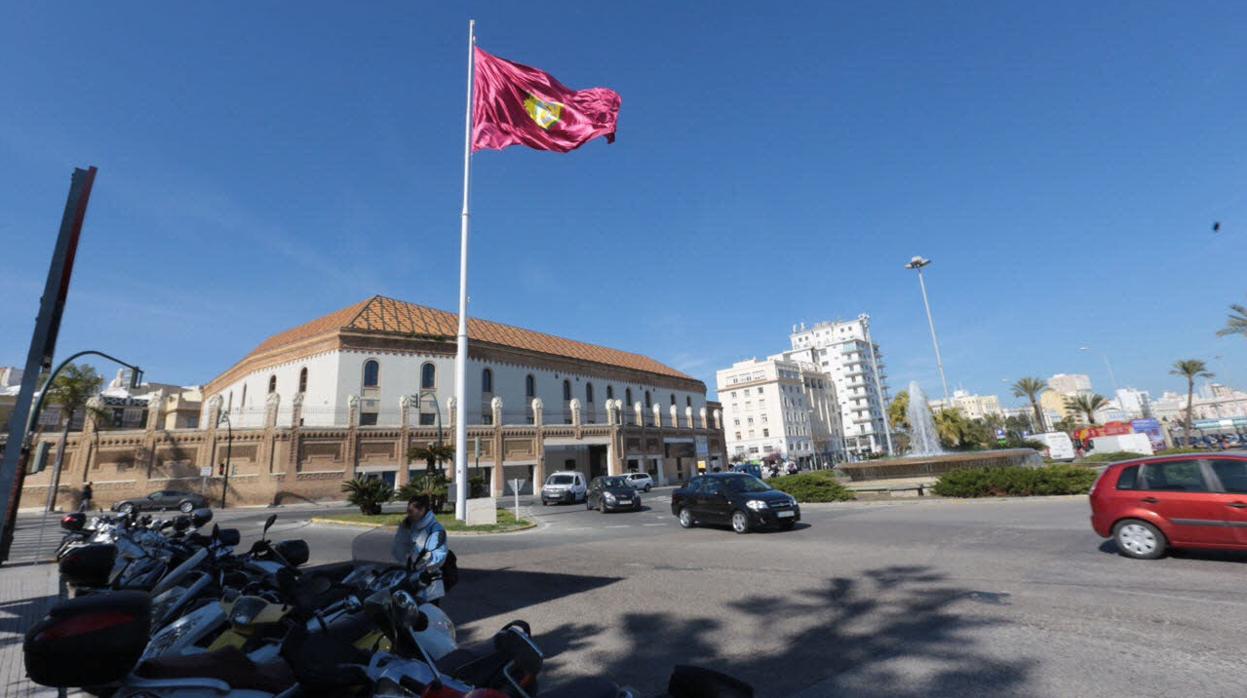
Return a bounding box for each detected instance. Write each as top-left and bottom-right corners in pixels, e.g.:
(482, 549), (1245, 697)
(523, 94), (564, 129)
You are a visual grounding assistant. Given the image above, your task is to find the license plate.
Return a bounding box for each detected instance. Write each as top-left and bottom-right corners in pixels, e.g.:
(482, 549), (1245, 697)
(619, 499), (632, 504)
(777, 510), (795, 518)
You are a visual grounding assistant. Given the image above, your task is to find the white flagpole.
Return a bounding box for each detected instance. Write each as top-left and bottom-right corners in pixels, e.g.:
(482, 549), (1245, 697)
(453, 19), (475, 521)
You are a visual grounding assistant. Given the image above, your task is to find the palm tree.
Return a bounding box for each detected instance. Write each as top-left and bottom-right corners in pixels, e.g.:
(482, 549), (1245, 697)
(1010, 377), (1049, 433)
(43, 363), (105, 511)
(1065, 393), (1108, 425)
(932, 408), (970, 449)
(1216, 304), (1247, 340)
(1170, 359), (1213, 445)
(407, 443), (455, 475)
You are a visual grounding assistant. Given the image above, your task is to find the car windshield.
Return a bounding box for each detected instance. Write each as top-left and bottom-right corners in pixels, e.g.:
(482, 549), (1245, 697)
(602, 477), (628, 488)
(548, 475), (573, 485)
(721, 475), (771, 493)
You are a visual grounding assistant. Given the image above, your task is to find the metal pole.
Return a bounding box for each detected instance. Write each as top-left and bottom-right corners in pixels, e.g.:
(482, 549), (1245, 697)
(453, 19), (476, 521)
(915, 267), (950, 402)
(219, 412), (232, 509)
(0, 168), (97, 563)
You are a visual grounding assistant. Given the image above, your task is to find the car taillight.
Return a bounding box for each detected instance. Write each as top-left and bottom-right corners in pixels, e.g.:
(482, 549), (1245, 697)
(33, 611), (137, 642)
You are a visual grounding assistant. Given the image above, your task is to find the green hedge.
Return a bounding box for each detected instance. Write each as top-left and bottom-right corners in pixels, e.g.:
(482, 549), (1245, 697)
(767, 471), (856, 503)
(932, 465), (1098, 498)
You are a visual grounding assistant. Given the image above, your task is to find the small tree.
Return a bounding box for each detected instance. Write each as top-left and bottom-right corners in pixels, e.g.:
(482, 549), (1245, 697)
(1065, 394), (1108, 425)
(397, 473), (449, 514)
(1170, 359), (1213, 446)
(43, 363), (106, 511)
(1010, 377), (1049, 433)
(342, 477), (392, 515)
(408, 443), (455, 475)
(888, 390), (910, 431)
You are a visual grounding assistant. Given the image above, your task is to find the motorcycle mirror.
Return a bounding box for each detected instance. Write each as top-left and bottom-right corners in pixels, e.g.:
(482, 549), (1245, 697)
(411, 610), (429, 632)
(191, 508), (213, 528)
(217, 528), (241, 547)
(263, 514), (277, 537)
(211, 523), (220, 540)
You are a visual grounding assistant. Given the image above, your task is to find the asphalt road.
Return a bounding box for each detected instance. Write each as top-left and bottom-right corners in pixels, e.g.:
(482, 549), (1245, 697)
(19, 492), (1246, 696)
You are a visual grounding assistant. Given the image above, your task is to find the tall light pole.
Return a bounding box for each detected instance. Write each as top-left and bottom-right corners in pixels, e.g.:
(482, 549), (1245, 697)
(904, 256), (950, 403)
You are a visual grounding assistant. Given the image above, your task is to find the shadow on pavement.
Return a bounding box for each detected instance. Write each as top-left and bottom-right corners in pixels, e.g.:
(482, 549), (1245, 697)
(545, 564), (1033, 696)
(444, 567), (624, 636)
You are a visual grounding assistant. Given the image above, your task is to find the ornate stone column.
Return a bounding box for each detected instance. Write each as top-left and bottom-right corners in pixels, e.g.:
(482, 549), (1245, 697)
(397, 395), (413, 487)
(531, 398), (544, 490)
(490, 397), (504, 496)
(346, 395), (360, 479)
(289, 392), (304, 475)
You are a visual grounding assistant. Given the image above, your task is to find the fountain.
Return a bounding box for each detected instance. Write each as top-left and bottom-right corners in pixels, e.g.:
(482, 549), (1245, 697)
(837, 381), (1043, 482)
(905, 381), (944, 457)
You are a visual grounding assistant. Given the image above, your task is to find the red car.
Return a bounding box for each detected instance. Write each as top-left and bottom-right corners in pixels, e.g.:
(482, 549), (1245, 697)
(1090, 453), (1247, 559)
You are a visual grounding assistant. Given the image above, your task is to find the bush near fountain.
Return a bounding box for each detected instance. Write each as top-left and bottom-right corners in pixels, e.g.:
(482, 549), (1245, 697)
(932, 465), (1097, 498)
(838, 448), (1045, 481)
(767, 471), (856, 503)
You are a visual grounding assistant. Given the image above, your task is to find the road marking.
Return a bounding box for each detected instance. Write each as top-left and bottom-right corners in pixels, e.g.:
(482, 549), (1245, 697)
(606, 525), (630, 528)
(643, 523), (666, 527)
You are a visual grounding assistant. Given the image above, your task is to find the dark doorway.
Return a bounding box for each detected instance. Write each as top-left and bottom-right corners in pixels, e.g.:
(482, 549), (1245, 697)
(589, 445), (608, 479)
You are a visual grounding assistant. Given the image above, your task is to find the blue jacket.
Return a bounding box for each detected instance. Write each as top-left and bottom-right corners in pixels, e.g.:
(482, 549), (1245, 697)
(391, 510), (448, 601)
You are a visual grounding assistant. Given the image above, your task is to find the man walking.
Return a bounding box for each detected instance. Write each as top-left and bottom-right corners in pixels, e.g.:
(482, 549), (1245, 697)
(391, 494), (449, 604)
(79, 481), (93, 512)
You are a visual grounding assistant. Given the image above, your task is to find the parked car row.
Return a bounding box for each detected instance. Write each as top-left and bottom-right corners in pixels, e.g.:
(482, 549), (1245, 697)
(540, 470), (654, 506)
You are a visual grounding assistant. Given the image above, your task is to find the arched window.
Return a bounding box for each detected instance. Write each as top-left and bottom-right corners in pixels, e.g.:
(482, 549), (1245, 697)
(363, 360), (380, 388)
(606, 385), (614, 400)
(421, 363), (436, 390)
(268, 375), (277, 394)
(482, 368), (493, 393)
(686, 396), (692, 407)
(227, 391), (233, 412)
(644, 391), (652, 408)
(585, 383), (594, 403)
(240, 384), (248, 408)
(670, 393), (676, 406)
(562, 380), (572, 401)
(298, 367), (308, 393)
(625, 388), (633, 406)
(525, 375), (536, 398)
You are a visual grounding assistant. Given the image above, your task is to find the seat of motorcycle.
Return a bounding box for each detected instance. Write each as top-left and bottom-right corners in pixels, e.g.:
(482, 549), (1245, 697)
(434, 638), (500, 681)
(134, 646), (296, 693)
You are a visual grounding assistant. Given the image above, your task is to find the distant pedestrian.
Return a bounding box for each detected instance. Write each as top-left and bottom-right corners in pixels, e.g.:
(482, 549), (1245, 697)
(79, 482), (93, 512)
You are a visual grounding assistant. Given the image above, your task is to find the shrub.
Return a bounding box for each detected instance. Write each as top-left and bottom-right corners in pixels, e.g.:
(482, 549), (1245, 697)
(1078, 451), (1148, 464)
(398, 473), (449, 513)
(932, 465), (1098, 498)
(767, 471), (856, 503)
(342, 477), (393, 514)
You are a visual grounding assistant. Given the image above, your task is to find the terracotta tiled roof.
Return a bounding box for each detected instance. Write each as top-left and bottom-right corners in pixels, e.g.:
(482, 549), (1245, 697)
(245, 295), (695, 381)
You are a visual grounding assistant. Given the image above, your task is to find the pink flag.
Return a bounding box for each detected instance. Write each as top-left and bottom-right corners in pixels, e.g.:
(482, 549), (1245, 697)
(472, 46), (621, 154)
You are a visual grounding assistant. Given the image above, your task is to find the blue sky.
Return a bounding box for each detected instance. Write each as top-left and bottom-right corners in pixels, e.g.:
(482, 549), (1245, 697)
(2, 2), (1245, 405)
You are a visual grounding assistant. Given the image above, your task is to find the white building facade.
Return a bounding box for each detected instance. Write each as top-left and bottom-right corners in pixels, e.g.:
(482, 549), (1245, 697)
(787, 315), (891, 458)
(716, 357), (843, 467)
(929, 390), (1004, 420)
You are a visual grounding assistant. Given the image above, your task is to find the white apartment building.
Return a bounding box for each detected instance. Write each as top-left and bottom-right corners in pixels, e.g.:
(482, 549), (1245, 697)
(1114, 388), (1153, 418)
(1151, 383), (1247, 422)
(716, 357), (843, 467)
(787, 315), (891, 458)
(1049, 373), (1093, 395)
(929, 390), (1004, 420)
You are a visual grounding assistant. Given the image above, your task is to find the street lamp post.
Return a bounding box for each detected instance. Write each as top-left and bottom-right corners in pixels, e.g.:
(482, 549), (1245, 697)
(218, 411), (232, 509)
(904, 256), (950, 403)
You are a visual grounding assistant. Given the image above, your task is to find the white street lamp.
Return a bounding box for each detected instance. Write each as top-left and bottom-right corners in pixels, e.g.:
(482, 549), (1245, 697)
(904, 256), (950, 402)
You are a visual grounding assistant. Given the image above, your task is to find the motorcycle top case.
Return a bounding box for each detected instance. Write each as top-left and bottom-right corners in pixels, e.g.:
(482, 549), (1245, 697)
(274, 538), (310, 567)
(58, 543), (117, 588)
(24, 590), (151, 687)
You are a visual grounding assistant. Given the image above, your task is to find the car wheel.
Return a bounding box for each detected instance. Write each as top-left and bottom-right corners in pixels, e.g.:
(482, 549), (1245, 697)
(677, 507), (694, 528)
(542, 500), (549, 507)
(644, 484), (652, 492)
(119, 502), (134, 515)
(600, 501), (608, 514)
(585, 499), (592, 510)
(731, 510), (751, 535)
(1113, 519), (1166, 559)
(179, 501), (195, 514)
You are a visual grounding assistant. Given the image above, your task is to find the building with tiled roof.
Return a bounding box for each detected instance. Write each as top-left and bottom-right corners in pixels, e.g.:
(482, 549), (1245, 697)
(25, 297), (727, 510)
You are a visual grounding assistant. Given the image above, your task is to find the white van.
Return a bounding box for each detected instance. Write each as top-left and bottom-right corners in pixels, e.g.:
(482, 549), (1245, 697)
(540, 471), (587, 506)
(1030, 432), (1075, 461)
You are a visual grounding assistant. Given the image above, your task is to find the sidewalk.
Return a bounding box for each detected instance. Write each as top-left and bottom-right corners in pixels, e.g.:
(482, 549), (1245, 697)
(0, 563), (61, 696)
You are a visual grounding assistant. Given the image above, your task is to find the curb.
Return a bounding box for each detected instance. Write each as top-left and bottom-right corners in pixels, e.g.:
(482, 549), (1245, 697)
(798, 494), (1089, 508)
(308, 517), (538, 536)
